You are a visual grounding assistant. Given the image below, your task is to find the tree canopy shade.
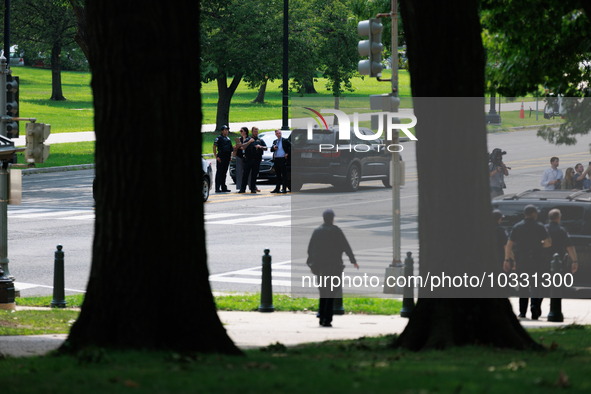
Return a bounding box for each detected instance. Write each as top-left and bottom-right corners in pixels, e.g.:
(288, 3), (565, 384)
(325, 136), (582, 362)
(62, 0), (241, 355)
(200, 0), (362, 129)
(482, 0), (591, 97)
(11, 0), (77, 100)
(393, 0), (541, 350)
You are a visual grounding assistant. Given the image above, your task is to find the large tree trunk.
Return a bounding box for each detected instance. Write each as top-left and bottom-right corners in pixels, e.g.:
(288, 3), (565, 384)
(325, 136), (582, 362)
(393, 0), (541, 351)
(50, 42), (66, 101)
(252, 79), (268, 103)
(63, 0), (241, 355)
(216, 74), (243, 131)
(302, 75), (317, 94)
(69, 1), (91, 66)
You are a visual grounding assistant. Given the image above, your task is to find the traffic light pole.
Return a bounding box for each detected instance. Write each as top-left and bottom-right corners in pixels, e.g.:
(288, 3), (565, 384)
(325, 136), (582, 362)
(391, 0), (401, 268)
(0, 161), (8, 277)
(0, 57), (9, 277)
(377, 1), (401, 266)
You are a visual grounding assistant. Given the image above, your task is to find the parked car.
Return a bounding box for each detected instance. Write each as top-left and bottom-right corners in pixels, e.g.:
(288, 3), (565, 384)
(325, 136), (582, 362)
(202, 157), (212, 202)
(229, 130), (292, 183)
(290, 126), (395, 192)
(492, 189), (591, 294)
(0, 45), (24, 66)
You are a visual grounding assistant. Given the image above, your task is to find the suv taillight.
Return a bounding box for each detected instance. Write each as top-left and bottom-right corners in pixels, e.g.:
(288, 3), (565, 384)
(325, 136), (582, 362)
(320, 151), (341, 158)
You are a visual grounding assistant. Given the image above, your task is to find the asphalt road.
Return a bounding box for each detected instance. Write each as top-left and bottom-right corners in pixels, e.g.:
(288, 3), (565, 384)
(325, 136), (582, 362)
(8, 127), (591, 297)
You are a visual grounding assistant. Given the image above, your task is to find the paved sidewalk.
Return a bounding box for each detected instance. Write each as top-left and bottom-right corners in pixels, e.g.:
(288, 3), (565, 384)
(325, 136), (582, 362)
(1, 297), (590, 357)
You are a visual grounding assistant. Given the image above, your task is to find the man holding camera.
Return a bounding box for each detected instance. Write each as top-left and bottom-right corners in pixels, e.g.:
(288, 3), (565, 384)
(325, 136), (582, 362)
(541, 157), (563, 191)
(489, 148), (509, 199)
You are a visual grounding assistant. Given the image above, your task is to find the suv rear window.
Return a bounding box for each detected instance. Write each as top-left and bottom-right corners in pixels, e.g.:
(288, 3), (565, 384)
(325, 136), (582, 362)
(292, 129), (335, 147)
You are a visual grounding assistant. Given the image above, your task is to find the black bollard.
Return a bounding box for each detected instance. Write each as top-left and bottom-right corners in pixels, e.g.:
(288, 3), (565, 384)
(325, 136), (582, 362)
(333, 263), (345, 315)
(400, 251), (415, 318)
(51, 245), (66, 308)
(258, 249), (274, 312)
(548, 253), (564, 322)
(0, 268), (15, 310)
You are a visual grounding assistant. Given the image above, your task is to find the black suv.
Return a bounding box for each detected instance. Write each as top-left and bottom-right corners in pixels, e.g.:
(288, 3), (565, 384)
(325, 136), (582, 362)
(290, 126), (397, 192)
(492, 189), (591, 292)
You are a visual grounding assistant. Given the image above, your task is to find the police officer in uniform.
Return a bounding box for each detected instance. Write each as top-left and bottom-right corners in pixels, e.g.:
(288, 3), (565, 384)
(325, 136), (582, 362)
(504, 205), (552, 320)
(238, 127), (267, 194)
(545, 209), (578, 274)
(213, 125), (233, 193)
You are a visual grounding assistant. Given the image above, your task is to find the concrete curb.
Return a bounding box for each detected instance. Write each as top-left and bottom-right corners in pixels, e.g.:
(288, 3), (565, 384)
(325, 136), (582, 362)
(21, 164), (95, 175)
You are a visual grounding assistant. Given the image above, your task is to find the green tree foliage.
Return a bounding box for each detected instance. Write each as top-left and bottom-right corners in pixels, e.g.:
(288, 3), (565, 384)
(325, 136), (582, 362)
(201, 0), (283, 129)
(482, 0), (591, 97)
(316, 0), (359, 97)
(10, 0), (77, 100)
(482, 1), (591, 148)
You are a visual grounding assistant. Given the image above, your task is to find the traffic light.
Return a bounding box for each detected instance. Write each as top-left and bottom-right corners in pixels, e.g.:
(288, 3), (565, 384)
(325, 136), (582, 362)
(6, 75), (18, 138)
(358, 18), (384, 77)
(25, 122), (51, 163)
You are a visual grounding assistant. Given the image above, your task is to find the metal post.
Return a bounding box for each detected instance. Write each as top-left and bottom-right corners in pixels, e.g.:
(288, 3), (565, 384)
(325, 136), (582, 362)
(51, 244), (66, 308)
(258, 248), (274, 312)
(0, 56), (7, 138)
(281, 0), (289, 131)
(547, 253), (563, 322)
(486, 93), (501, 124)
(0, 267), (15, 310)
(4, 0), (10, 74)
(390, 0), (401, 268)
(400, 251), (415, 317)
(0, 161), (9, 278)
(333, 278), (345, 314)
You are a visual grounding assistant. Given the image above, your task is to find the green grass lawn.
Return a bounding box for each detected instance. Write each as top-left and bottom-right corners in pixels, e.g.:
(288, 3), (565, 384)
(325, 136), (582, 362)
(0, 326), (590, 393)
(10, 66), (548, 165)
(14, 293), (401, 318)
(15, 66), (94, 134)
(15, 141), (95, 168)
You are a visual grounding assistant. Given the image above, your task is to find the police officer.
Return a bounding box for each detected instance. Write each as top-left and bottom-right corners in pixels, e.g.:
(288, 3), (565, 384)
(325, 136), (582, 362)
(238, 127), (267, 194)
(213, 125), (233, 193)
(504, 205), (552, 320)
(545, 209), (578, 275)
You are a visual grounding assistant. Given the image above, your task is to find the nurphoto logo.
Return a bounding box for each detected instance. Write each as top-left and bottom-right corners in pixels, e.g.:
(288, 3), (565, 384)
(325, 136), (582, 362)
(304, 107), (417, 142)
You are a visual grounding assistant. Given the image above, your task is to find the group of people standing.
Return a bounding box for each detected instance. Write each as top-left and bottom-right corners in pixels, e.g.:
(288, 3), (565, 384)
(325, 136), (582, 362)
(495, 206), (578, 320)
(212, 125), (291, 194)
(541, 157), (591, 191)
(489, 153), (591, 199)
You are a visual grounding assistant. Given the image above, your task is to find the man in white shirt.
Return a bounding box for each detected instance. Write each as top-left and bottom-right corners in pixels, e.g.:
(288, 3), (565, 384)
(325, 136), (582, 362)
(541, 157), (563, 190)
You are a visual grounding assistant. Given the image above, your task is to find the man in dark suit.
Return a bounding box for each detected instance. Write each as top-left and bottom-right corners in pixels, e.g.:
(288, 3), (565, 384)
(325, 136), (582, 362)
(270, 129), (291, 193)
(307, 209), (359, 327)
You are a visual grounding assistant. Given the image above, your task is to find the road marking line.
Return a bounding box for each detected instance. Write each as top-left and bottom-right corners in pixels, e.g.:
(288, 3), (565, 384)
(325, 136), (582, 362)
(207, 214), (290, 225)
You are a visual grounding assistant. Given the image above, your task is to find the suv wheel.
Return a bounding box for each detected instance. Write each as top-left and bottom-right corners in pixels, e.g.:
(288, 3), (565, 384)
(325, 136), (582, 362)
(382, 177), (392, 188)
(345, 165), (360, 192)
(203, 177), (210, 202)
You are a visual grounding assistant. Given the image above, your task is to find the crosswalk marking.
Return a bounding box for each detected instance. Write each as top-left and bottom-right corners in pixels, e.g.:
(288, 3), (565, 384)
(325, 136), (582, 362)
(8, 208), (95, 221)
(59, 214), (95, 220)
(207, 214), (290, 225)
(209, 246), (421, 287)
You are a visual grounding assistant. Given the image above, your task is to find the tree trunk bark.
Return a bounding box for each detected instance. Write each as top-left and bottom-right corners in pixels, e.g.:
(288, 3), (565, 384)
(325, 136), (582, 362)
(216, 74), (243, 130)
(252, 79), (268, 103)
(63, 0), (241, 355)
(69, 1), (91, 67)
(393, 0), (541, 351)
(303, 75), (317, 94)
(50, 43), (66, 101)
